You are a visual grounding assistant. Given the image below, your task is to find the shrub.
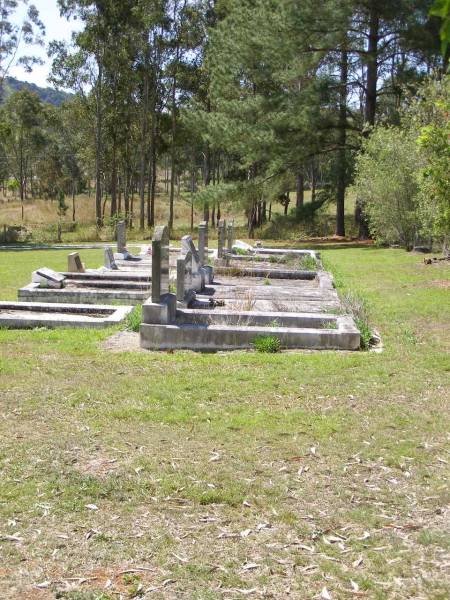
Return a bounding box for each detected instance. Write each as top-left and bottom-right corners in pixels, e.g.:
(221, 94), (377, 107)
(253, 335), (281, 353)
(354, 126), (423, 249)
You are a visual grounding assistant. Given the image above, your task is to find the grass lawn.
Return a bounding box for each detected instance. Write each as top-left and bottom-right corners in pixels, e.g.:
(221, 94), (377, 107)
(0, 246), (449, 599)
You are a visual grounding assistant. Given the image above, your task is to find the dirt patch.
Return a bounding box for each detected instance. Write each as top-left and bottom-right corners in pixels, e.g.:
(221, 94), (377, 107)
(430, 279), (450, 289)
(101, 330), (144, 352)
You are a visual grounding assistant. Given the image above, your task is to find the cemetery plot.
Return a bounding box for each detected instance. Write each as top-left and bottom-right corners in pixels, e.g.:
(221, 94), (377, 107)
(0, 301), (132, 329)
(140, 222), (361, 351)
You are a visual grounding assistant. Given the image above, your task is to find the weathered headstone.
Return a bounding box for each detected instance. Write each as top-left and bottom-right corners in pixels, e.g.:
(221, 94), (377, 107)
(227, 221), (234, 255)
(105, 246), (119, 270)
(181, 235), (202, 291)
(218, 219), (226, 258)
(152, 225), (169, 302)
(198, 221), (208, 266)
(117, 220), (126, 254)
(177, 251), (193, 303)
(68, 252), (85, 273)
(32, 268), (66, 289)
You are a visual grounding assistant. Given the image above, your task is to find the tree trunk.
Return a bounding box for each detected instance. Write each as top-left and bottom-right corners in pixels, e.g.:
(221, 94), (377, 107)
(72, 180), (76, 222)
(110, 143), (118, 218)
(95, 61), (103, 228)
(336, 41), (348, 238)
(364, 4), (379, 129)
(169, 67), (177, 231)
(139, 54), (150, 230)
(296, 172), (304, 209)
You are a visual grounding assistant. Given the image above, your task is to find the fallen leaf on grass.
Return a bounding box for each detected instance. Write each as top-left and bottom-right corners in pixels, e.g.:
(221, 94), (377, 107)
(352, 556), (363, 568)
(321, 586), (332, 599)
(241, 563), (259, 571)
(85, 504), (98, 511)
(240, 528), (252, 538)
(34, 581), (51, 589)
(1, 534), (23, 542)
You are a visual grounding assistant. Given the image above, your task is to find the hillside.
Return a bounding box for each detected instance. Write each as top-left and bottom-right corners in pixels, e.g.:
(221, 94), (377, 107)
(2, 76), (72, 106)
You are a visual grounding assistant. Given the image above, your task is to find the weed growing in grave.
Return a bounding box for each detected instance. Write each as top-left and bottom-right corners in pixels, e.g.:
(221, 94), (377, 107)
(341, 291), (371, 349)
(233, 247), (251, 256)
(263, 276), (271, 285)
(253, 335), (281, 353)
(296, 255), (319, 271)
(126, 305), (142, 332)
(320, 320), (338, 329)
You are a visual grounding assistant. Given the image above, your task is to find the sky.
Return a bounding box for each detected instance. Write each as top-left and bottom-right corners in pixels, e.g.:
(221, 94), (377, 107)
(10, 0), (82, 88)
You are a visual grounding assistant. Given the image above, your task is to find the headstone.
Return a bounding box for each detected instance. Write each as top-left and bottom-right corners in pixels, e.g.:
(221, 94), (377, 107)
(181, 235), (202, 291)
(198, 221), (208, 266)
(227, 221), (234, 255)
(218, 219), (226, 258)
(32, 268), (66, 289)
(117, 220), (126, 254)
(177, 250), (193, 302)
(68, 252), (85, 273)
(105, 246), (118, 270)
(152, 225), (170, 302)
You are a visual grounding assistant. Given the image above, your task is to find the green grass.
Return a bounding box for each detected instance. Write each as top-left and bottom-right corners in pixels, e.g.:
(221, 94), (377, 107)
(0, 245), (449, 599)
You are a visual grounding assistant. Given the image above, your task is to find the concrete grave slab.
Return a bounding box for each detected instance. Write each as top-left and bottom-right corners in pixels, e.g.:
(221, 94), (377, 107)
(32, 268), (66, 289)
(0, 301), (133, 329)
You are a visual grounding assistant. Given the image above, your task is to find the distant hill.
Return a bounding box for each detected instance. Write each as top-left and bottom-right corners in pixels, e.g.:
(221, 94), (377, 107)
(2, 77), (73, 106)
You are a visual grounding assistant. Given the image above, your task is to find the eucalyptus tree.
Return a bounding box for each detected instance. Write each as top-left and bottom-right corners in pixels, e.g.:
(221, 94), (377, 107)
(0, 88), (46, 219)
(0, 0), (45, 95)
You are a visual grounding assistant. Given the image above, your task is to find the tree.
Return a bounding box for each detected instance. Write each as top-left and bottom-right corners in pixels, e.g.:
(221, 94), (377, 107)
(354, 126), (423, 249)
(0, 88), (45, 220)
(0, 0), (45, 95)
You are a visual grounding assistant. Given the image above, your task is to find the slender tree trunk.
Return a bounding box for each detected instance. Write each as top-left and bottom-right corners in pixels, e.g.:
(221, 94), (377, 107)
(364, 5), (379, 129)
(169, 64), (177, 231)
(296, 172), (304, 209)
(72, 180), (76, 222)
(95, 61), (103, 228)
(336, 41), (348, 238)
(139, 53), (150, 230)
(311, 165), (317, 202)
(110, 142), (118, 218)
(355, 2), (379, 239)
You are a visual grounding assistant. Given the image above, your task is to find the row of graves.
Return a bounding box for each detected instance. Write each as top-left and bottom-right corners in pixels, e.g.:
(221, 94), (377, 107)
(0, 220), (360, 350)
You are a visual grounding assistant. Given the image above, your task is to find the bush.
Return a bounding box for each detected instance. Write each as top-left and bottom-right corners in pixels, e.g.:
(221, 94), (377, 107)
(253, 335), (281, 353)
(354, 127), (423, 249)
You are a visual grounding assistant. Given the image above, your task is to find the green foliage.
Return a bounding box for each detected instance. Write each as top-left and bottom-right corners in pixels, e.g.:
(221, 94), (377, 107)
(430, 0), (450, 54)
(57, 190), (68, 218)
(340, 291), (371, 350)
(354, 127), (423, 249)
(354, 77), (449, 248)
(415, 77), (450, 239)
(253, 335), (281, 353)
(126, 305), (142, 333)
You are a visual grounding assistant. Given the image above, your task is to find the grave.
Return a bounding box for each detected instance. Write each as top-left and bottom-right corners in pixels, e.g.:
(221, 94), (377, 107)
(32, 268), (66, 289)
(68, 252), (85, 273)
(217, 219), (226, 258)
(19, 268), (152, 305)
(140, 225), (360, 351)
(117, 220), (126, 254)
(0, 301), (133, 329)
(104, 246), (118, 270)
(142, 225), (177, 324)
